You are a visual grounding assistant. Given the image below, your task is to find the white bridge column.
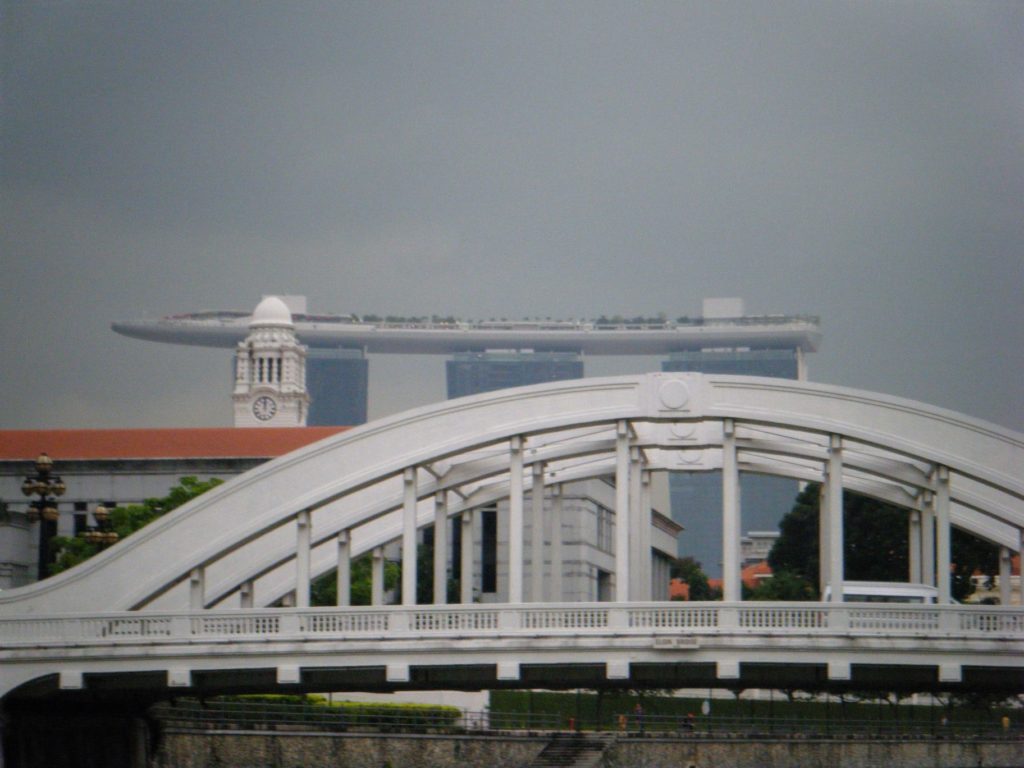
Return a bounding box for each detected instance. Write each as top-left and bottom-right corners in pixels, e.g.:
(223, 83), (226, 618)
(721, 419), (741, 603)
(825, 435), (844, 602)
(337, 530), (351, 607)
(615, 420), (631, 602)
(909, 509), (922, 584)
(550, 484), (563, 602)
(999, 545), (1012, 606)
(818, 483), (829, 597)
(935, 466), (952, 605)
(434, 491), (448, 605)
(530, 462), (546, 603)
(189, 567), (204, 610)
(921, 491), (936, 587)
(460, 510), (474, 604)
(508, 436), (525, 603)
(295, 509), (311, 608)
(1014, 528), (1023, 606)
(371, 546), (385, 606)
(628, 447), (645, 601)
(239, 579), (254, 608)
(641, 469), (653, 601)
(402, 467), (418, 606)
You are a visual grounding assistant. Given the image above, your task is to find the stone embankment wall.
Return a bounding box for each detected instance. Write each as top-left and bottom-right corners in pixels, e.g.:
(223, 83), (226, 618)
(154, 731), (547, 768)
(154, 730), (1022, 768)
(609, 737), (1022, 768)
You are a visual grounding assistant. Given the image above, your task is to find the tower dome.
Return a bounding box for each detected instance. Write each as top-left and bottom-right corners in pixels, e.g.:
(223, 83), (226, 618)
(250, 296), (293, 328)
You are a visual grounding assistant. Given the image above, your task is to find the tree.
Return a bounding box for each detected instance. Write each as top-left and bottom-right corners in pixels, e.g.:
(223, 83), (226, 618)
(669, 556), (719, 601)
(50, 476), (223, 574)
(745, 570), (815, 601)
(311, 555), (400, 606)
(310, 526), (453, 607)
(769, 483), (998, 601)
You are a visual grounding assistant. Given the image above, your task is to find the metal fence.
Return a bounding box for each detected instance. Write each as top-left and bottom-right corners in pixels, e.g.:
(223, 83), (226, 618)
(151, 699), (1023, 741)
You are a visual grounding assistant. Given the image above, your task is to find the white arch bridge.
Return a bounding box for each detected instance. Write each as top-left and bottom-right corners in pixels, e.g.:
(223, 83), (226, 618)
(1, 373), (1022, 702)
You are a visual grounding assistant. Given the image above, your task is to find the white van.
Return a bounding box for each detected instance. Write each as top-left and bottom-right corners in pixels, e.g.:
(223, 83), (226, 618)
(824, 581), (940, 604)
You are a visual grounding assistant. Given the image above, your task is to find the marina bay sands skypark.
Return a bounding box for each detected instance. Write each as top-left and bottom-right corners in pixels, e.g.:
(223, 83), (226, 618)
(112, 296), (822, 427)
(114, 297), (820, 572)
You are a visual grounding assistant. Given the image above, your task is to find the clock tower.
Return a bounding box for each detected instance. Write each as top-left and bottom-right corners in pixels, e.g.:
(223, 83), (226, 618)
(233, 296), (310, 427)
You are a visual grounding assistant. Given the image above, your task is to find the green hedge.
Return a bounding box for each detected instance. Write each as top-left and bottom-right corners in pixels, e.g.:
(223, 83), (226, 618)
(214, 694), (460, 729)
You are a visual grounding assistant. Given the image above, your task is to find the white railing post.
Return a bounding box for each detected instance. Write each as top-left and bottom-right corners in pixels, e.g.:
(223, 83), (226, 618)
(170, 615), (192, 638)
(719, 605), (739, 630)
(608, 607), (629, 631)
(279, 612), (301, 635)
(829, 604), (849, 631)
(498, 608), (520, 631)
(391, 609), (410, 633)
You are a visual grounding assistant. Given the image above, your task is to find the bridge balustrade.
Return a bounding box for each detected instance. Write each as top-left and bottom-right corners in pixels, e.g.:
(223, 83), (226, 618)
(1, 603), (1021, 648)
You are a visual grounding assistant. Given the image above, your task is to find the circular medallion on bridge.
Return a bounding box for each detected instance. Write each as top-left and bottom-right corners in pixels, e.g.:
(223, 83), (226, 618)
(677, 450), (703, 466)
(658, 379), (690, 410)
(669, 422), (697, 439)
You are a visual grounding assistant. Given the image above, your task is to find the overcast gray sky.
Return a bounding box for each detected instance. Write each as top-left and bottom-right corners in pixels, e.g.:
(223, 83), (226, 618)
(2, 0), (1022, 432)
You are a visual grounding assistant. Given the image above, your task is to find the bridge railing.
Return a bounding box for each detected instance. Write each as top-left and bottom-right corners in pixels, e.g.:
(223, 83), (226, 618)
(1, 602), (1021, 647)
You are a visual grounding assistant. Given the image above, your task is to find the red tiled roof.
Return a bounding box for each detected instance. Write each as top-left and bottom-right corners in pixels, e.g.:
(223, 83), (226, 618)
(669, 578), (690, 600)
(707, 561), (774, 593)
(0, 428), (350, 461)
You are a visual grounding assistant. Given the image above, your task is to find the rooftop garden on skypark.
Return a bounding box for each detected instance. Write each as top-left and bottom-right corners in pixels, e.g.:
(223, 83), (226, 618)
(166, 311), (820, 329)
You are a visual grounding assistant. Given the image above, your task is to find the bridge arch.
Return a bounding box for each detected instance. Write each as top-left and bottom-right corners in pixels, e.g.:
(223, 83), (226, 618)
(1, 373), (1020, 617)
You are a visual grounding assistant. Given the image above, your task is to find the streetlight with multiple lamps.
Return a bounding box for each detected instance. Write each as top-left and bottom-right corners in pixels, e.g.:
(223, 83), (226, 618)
(21, 453), (118, 580)
(21, 453), (65, 579)
(80, 505), (119, 549)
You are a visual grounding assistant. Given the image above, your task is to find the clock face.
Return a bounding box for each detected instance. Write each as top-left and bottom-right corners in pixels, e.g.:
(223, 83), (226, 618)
(252, 395), (278, 421)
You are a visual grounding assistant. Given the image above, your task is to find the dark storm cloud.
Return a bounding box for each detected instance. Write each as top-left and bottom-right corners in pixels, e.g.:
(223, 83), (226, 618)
(1, 1), (1021, 429)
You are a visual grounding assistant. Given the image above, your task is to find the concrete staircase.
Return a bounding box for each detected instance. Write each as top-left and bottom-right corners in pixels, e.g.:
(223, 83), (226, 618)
(529, 732), (617, 768)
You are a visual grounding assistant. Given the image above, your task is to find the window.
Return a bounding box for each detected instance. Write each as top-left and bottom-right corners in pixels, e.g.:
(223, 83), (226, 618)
(596, 506), (614, 553)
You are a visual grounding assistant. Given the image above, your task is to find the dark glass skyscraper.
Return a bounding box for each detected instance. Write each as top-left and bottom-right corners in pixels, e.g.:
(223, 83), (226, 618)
(446, 351), (583, 399)
(306, 348), (369, 426)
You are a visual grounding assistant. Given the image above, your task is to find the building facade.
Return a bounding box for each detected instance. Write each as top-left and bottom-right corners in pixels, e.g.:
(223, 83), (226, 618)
(0, 428), (345, 587)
